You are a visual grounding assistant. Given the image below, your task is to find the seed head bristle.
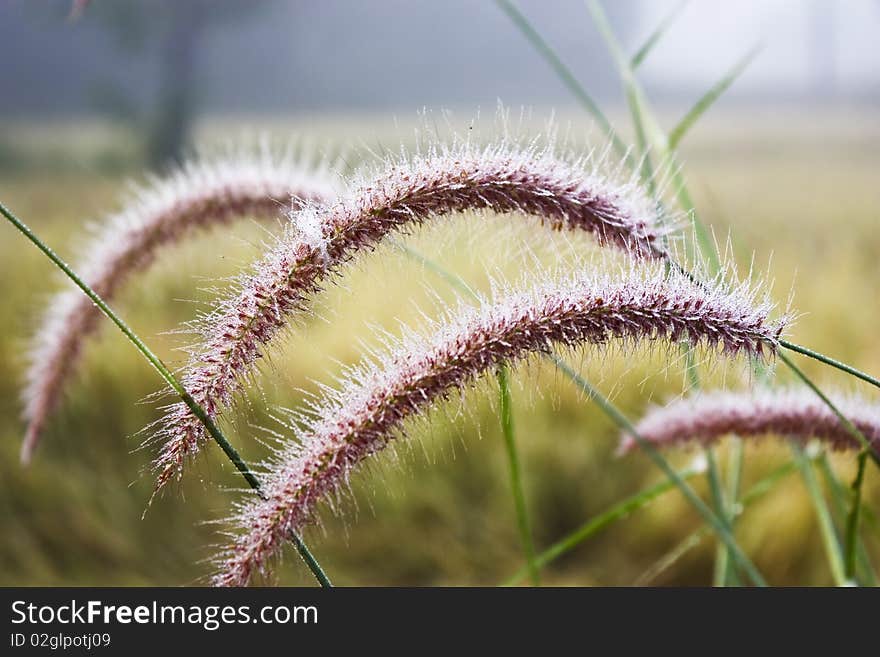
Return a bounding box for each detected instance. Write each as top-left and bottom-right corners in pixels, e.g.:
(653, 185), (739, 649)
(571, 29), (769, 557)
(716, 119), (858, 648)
(212, 266), (787, 586)
(22, 145), (336, 463)
(153, 138), (674, 492)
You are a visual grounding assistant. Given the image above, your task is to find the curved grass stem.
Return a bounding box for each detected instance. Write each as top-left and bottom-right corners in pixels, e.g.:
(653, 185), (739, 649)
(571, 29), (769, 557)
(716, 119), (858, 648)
(0, 199), (332, 588)
(781, 340), (880, 392)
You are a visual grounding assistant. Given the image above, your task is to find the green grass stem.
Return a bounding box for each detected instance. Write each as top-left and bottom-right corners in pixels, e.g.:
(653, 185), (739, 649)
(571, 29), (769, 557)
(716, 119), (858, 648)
(0, 199), (332, 588)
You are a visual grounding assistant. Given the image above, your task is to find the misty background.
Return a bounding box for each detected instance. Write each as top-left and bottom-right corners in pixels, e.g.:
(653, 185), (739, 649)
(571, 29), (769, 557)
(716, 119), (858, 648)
(2, 0), (878, 118)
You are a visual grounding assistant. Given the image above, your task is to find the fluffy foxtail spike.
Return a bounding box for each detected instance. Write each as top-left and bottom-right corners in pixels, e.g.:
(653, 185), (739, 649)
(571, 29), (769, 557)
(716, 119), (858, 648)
(22, 147), (336, 463)
(620, 388), (880, 454)
(154, 139), (672, 491)
(213, 266), (787, 586)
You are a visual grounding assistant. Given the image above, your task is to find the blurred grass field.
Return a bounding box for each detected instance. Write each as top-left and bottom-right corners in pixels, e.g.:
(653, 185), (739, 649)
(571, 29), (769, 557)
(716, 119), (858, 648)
(0, 109), (878, 585)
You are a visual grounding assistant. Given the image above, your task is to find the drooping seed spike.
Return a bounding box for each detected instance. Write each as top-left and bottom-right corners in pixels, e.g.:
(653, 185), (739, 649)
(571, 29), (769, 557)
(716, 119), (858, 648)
(620, 388), (880, 454)
(212, 266), (787, 586)
(154, 138), (674, 492)
(22, 145), (337, 463)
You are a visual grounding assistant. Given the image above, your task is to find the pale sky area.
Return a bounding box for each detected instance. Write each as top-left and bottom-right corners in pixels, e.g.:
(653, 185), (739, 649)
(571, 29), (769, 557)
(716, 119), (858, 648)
(638, 0), (879, 92)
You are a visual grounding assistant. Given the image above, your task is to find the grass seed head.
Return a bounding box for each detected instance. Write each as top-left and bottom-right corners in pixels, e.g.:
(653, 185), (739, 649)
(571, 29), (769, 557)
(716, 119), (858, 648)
(621, 387), (880, 454)
(22, 144), (336, 463)
(213, 265), (787, 586)
(153, 137), (672, 492)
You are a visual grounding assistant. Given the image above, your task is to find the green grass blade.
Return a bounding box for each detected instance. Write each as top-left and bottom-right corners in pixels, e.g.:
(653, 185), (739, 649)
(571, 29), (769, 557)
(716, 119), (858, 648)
(705, 448), (734, 586)
(394, 242), (540, 584)
(780, 340), (880, 393)
(668, 46), (760, 151)
(780, 351), (880, 586)
(497, 364), (539, 585)
(741, 461), (801, 504)
(584, 1), (662, 184)
(817, 457), (877, 585)
(494, 0), (632, 166)
(392, 240), (479, 298)
(670, 166), (722, 273)
(790, 443), (848, 585)
(630, 0), (689, 70)
(720, 439), (745, 585)
(635, 458), (802, 584)
(586, 0), (738, 582)
(635, 528), (706, 585)
(584, 1), (721, 274)
(844, 452), (869, 581)
(549, 356), (767, 586)
(504, 463), (704, 585)
(682, 338), (739, 586)
(818, 457), (879, 532)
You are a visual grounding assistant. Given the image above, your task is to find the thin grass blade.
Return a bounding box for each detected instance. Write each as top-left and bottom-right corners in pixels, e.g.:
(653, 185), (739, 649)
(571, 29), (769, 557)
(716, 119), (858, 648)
(631, 0), (689, 70)
(667, 46), (760, 150)
(497, 364), (539, 585)
(494, 0), (632, 166)
(504, 463), (704, 585)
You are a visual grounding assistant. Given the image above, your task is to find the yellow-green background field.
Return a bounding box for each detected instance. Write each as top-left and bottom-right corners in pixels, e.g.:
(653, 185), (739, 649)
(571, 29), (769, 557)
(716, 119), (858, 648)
(1, 110), (878, 585)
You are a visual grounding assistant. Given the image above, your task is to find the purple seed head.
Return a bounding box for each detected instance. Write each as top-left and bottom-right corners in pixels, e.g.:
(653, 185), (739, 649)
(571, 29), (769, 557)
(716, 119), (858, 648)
(212, 266), (787, 586)
(22, 145), (336, 463)
(153, 139), (673, 491)
(620, 388), (880, 454)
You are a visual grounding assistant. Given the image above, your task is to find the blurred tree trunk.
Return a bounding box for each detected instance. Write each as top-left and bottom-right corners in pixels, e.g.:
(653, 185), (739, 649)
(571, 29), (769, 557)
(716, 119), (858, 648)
(147, 2), (206, 168)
